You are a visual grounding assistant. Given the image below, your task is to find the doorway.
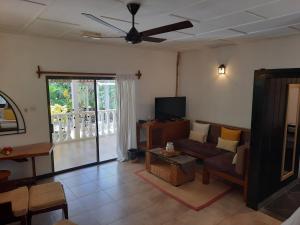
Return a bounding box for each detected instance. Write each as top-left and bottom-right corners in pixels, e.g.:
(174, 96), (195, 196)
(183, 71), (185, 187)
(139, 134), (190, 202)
(47, 77), (117, 172)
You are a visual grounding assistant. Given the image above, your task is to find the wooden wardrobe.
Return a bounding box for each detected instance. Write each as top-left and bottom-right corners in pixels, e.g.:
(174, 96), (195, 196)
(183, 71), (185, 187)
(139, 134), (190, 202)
(248, 68), (300, 209)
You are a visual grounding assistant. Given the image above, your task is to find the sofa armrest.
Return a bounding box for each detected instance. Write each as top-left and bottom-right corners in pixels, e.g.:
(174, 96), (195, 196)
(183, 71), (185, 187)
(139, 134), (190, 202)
(235, 144), (249, 177)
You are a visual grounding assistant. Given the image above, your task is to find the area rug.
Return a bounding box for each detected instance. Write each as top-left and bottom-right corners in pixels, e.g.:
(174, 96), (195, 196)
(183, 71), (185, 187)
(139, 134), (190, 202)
(136, 170), (232, 211)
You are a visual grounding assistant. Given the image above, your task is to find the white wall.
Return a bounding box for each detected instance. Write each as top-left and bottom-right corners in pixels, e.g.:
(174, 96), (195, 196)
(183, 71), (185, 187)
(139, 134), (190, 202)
(179, 35), (300, 128)
(0, 33), (177, 179)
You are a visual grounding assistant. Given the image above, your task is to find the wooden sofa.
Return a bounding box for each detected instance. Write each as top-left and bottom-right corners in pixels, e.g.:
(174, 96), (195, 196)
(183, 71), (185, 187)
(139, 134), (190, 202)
(173, 120), (251, 200)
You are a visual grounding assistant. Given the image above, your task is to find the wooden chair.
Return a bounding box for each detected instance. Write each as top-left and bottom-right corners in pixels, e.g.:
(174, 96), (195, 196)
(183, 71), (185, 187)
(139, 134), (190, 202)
(0, 184), (29, 225)
(28, 182), (68, 225)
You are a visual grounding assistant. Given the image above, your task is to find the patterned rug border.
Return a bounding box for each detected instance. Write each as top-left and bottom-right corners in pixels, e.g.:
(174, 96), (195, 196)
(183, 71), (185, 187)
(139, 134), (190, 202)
(135, 169), (232, 211)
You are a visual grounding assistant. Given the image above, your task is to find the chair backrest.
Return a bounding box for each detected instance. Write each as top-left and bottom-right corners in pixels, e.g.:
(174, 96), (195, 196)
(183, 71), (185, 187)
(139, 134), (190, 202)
(195, 120), (251, 145)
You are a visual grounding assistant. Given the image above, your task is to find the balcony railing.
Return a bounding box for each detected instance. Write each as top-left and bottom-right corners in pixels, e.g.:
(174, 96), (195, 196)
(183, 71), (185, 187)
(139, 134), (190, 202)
(51, 109), (117, 143)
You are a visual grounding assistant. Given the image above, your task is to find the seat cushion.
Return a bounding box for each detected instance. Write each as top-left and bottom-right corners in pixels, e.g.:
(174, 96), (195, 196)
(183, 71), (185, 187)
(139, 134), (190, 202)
(173, 139), (224, 159)
(29, 182), (66, 212)
(204, 152), (243, 179)
(54, 220), (77, 225)
(0, 186), (29, 217)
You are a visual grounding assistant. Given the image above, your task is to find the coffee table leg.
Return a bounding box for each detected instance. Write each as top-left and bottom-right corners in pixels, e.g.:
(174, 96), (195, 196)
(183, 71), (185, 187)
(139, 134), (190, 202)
(146, 152), (151, 172)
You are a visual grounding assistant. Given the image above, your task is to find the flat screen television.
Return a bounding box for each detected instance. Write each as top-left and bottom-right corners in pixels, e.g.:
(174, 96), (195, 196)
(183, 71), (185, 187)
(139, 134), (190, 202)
(155, 97), (186, 121)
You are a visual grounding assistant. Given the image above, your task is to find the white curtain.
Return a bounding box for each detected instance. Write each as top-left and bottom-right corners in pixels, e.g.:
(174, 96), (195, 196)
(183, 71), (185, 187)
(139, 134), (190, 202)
(116, 74), (137, 161)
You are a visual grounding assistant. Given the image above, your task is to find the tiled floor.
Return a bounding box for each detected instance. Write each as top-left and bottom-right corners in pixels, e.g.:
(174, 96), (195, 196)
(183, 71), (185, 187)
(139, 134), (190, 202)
(10, 161), (281, 225)
(54, 135), (117, 171)
(262, 179), (300, 221)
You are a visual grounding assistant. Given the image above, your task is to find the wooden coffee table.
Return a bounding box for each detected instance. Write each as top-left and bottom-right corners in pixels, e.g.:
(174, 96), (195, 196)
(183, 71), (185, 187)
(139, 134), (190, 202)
(145, 148), (196, 186)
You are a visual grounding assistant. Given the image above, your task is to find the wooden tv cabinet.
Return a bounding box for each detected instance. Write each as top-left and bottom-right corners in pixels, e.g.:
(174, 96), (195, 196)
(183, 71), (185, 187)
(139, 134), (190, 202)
(136, 120), (190, 150)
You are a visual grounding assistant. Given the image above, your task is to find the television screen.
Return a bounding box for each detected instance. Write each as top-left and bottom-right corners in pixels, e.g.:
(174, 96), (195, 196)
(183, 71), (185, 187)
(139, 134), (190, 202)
(155, 97), (186, 120)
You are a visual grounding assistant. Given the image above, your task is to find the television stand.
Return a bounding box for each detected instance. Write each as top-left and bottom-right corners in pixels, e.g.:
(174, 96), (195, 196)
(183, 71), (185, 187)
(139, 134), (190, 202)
(136, 120), (190, 150)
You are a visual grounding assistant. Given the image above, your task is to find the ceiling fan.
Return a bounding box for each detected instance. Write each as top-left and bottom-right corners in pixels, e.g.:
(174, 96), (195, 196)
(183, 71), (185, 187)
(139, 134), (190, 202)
(82, 2), (193, 44)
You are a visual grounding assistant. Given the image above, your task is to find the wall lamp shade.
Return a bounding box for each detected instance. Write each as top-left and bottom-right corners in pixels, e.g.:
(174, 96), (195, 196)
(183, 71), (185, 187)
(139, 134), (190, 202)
(218, 64), (226, 75)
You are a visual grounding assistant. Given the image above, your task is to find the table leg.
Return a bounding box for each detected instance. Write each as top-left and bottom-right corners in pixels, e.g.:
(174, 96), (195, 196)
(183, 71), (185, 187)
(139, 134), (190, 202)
(31, 157), (36, 178)
(145, 152), (151, 172)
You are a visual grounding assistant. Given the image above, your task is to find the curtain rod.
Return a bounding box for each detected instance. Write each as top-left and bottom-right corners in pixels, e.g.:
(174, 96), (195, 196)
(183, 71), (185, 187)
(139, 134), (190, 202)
(36, 66), (142, 79)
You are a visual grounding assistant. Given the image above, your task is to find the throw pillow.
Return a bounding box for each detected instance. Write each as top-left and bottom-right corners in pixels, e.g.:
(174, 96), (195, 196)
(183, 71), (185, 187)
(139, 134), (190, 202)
(232, 153), (238, 165)
(235, 144), (248, 175)
(221, 127), (241, 141)
(189, 130), (206, 143)
(193, 122), (210, 142)
(3, 108), (16, 121)
(216, 137), (238, 153)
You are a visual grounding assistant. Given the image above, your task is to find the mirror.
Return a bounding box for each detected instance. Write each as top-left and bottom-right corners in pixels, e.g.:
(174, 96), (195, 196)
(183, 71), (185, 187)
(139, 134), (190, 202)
(281, 84), (300, 181)
(0, 91), (26, 136)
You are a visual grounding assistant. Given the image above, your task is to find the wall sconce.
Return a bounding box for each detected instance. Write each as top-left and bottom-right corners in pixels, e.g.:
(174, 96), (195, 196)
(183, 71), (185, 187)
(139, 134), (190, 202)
(218, 64), (226, 75)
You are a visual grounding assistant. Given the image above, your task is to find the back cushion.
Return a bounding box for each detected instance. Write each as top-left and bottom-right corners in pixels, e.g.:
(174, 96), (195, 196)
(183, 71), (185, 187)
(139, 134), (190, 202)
(193, 122), (210, 142)
(195, 120), (250, 145)
(221, 127), (241, 141)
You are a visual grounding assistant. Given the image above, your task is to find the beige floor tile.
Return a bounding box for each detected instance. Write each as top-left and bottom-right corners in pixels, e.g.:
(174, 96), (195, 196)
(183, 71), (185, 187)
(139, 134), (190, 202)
(89, 202), (129, 225)
(109, 210), (149, 225)
(70, 212), (102, 225)
(78, 191), (114, 210)
(34, 161), (282, 225)
(69, 182), (101, 197)
(67, 199), (89, 217)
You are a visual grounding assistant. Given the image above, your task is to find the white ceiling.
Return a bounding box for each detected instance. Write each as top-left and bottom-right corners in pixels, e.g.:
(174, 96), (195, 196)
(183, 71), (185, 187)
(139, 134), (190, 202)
(1, 0), (300, 50)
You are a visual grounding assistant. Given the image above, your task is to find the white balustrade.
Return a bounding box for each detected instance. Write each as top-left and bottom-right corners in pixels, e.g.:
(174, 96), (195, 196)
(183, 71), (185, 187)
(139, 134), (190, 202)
(51, 109), (117, 143)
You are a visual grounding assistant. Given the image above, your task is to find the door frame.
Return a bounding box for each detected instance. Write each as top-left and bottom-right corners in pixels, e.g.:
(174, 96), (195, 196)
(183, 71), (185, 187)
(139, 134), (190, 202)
(46, 76), (117, 174)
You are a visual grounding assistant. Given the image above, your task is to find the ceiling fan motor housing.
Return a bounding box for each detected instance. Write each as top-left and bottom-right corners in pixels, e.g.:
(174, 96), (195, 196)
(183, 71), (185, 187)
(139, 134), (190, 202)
(126, 27), (142, 44)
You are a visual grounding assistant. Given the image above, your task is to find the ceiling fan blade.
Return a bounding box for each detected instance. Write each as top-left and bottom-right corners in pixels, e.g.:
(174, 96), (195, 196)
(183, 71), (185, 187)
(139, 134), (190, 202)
(84, 36), (125, 40)
(140, 21), (193, 37)
(82, 13), (127, 35)
(98, 36), (125, 38)
(142, 36), (166, 43)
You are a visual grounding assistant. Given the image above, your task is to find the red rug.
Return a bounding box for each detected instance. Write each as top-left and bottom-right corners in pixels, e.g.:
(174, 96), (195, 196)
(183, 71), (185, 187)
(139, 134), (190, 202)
(136, 170), (232, 211)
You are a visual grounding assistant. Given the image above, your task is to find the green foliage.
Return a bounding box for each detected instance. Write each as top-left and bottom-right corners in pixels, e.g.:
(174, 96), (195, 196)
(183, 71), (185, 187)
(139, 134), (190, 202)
(109, 85), (117, 109)
(97, 82), (116, 110)
(77, 82), (95, 110)
(49, 81), (72, 111)
(51, 104), (68, 115)
(49, 80), (116, 112)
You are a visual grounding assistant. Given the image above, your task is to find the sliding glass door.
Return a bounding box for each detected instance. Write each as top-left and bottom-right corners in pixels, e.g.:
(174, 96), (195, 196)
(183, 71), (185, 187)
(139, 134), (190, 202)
(96, 80), (117, 162)
(47, 78), (117, 172)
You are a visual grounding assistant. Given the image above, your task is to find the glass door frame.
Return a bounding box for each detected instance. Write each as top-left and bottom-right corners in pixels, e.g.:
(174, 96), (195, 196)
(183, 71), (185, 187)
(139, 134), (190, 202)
(46, 76), (117, 174)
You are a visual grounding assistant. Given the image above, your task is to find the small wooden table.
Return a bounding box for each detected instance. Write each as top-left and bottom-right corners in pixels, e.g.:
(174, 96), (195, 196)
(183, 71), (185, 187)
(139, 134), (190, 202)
(0, 143), (54, 178)
(146, 148), (196, 186)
